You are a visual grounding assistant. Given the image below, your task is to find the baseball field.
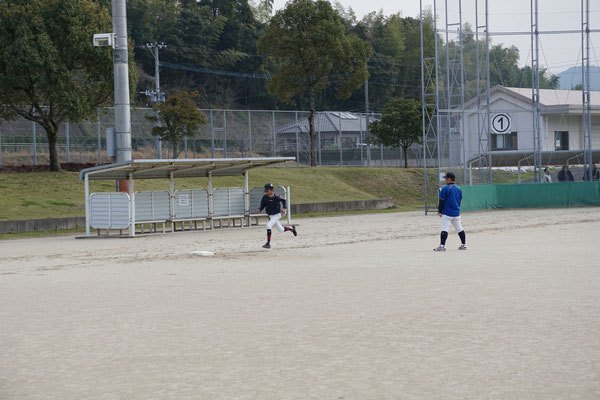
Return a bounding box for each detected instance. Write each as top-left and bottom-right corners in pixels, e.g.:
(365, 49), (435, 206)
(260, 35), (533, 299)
(1, 206), (599, 399)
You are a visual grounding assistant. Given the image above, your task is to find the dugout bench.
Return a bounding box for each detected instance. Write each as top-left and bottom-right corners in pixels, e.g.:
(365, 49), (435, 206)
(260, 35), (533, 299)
(80, 158), (295, 237)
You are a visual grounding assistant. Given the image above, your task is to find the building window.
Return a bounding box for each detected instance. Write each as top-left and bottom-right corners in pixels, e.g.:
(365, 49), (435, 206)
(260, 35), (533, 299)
(492, 132), (517, 150)
(321, 138), (336, 149)
(555, 131), (569, 150)
(342, 136), (358, 149)
(284, 139), (295, 150)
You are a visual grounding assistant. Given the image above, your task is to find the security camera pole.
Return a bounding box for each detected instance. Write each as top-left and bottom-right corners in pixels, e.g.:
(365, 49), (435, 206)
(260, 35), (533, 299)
(112, 0), (132, 192)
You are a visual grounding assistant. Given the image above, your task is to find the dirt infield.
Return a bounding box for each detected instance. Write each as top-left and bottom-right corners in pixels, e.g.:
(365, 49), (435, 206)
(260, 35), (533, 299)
(1, 208), (599, 399)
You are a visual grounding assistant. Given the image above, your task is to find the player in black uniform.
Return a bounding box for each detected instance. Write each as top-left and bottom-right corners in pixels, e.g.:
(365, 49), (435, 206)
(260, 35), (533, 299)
(256, 183), (297, 249)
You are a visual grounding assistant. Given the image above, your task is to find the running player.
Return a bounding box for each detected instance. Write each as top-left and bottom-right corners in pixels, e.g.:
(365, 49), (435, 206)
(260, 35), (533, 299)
(257, 183), (297, 249)
(434, 172), (467, 251)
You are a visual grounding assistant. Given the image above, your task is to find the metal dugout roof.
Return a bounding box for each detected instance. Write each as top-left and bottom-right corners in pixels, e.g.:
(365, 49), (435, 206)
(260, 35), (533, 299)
(79, 157), (295, 181)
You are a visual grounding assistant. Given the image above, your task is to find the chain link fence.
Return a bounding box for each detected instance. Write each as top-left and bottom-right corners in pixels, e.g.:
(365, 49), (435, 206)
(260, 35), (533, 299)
(0, 108), (425, 168)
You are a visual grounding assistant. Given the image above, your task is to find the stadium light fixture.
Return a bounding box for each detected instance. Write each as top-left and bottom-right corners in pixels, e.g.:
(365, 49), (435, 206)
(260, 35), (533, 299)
(93, 33), (116, 49)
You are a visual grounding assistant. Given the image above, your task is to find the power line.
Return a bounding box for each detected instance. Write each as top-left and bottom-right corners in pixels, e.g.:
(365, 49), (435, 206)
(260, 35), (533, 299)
(159, 61), (420, 90)
(135, 44), (424, 68)
(160, 61), (270, 79)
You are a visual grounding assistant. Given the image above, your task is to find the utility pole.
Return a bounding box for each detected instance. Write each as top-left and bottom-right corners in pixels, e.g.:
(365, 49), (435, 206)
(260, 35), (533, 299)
(142, 43), (166, 159)
(112, 0), (132, 191)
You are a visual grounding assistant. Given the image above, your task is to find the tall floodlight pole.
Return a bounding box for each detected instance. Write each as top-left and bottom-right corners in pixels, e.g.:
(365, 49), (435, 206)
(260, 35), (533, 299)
(420, 0), (428, 212)
(582, 0), (592, 180)
(112, 0), (132, 191)
(475, 0), (492, 185)
(445, 0), (451, 177)
(459, 0), (466, 185)
(485, 0), (492, 184)
(531, 0), (541, 183)
(475, 0), (480, 186)
(443, 0), (466, 184)
(434, 0), (441, 208)
(420, 0), (441, 213)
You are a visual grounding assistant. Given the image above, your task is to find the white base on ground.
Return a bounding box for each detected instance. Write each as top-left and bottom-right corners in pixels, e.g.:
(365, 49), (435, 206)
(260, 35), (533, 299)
(190, 250), (214, 257)
(1, 208), (599, 399)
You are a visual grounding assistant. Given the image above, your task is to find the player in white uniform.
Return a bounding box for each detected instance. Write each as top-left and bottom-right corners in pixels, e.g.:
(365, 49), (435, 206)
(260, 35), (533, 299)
(257, 183), (297, 249)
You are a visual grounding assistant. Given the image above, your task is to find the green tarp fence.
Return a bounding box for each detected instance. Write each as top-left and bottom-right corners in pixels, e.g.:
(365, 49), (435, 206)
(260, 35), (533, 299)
(461, 182), (600, 211)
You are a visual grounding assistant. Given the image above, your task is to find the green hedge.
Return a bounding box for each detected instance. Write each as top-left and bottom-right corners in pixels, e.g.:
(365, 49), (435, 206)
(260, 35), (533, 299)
(461, 182), (600, 211)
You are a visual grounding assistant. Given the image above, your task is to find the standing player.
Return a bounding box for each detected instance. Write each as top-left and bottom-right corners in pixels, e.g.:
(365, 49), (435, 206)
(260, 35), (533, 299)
(256, 183), (297, 249)
(434, 172), (467, 251)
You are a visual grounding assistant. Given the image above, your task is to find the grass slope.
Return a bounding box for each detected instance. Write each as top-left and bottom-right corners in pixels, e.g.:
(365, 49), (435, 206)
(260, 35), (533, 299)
(0, 167), (528, 221)
(0, 167), (426, 220)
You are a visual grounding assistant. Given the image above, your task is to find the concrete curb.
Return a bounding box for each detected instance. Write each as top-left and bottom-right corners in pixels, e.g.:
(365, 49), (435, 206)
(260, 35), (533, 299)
(0, 217), (86, 235)
(1, 199), (394, 234)
(290, 198), (394, 214)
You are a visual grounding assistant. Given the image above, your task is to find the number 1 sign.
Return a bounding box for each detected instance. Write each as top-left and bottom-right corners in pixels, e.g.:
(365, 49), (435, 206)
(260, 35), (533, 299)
(491, 113), (512, 134)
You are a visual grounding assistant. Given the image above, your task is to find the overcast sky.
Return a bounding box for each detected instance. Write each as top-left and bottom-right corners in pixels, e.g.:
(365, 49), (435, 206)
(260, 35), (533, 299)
(272, 0), (600, 76)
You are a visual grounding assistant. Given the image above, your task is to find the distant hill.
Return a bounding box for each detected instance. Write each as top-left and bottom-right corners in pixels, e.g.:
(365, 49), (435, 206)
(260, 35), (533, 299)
(557, 65), (600, 90)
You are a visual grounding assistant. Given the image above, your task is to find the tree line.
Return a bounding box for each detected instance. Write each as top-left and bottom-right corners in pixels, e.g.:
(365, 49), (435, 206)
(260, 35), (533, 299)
(120, 1), (558, 111)
(0, 0), (558, 170)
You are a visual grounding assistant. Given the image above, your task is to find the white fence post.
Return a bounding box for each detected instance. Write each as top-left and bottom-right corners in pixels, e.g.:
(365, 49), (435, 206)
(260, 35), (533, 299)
(128, 173), (135, 237)
(85, 174), (90, 236)
(272, 110), (276, 156)
(244, 170), (249, 227)
(287, 186), (291, 225)
(248, 111), (252, 157)
(32, 122), (37, 166)
(169, 171), (175, 232)
(295, 111), (299, 166)
(97, 112), (102, 165)
(208, 171), (214, 229)
(66, 121), (70, 163)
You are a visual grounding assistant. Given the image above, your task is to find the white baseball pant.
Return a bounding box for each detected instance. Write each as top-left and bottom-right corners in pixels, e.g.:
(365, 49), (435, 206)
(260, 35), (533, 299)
(266, 213), (285, 232)
(441, 214), (463, 233)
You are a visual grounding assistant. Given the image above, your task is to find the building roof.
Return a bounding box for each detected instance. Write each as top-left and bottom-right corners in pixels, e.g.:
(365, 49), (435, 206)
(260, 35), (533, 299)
(465, 85), (600, 113)
(505, 86), (600, 107)
(79, 157), (295, 181)
(275, 112), (375, 135)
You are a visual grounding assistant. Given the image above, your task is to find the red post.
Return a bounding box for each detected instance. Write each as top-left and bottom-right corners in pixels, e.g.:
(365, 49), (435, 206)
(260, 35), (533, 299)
(118, 180), (131, 193)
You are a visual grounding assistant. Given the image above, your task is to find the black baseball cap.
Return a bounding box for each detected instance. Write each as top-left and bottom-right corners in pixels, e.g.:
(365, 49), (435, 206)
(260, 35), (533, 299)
(264, 183), (274, 191)
(443, 172), (456, 181)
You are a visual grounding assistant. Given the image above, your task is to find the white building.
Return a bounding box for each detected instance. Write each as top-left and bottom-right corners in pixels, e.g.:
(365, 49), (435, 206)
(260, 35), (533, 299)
(462, 85), (600, 163)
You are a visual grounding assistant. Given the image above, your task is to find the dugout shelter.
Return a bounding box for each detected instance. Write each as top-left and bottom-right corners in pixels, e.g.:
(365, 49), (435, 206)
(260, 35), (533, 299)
(79, 157), (295, 237)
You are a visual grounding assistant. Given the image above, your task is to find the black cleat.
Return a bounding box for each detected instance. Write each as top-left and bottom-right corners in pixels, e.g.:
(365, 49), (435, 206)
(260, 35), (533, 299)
(262, 242), (271, 249)
(291, 225), (297, 237)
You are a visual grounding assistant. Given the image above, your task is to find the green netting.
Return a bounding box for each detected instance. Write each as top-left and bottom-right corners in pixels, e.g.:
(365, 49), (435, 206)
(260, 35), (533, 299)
(461, 182), (600, 211)
(460, 185), (498, 211)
